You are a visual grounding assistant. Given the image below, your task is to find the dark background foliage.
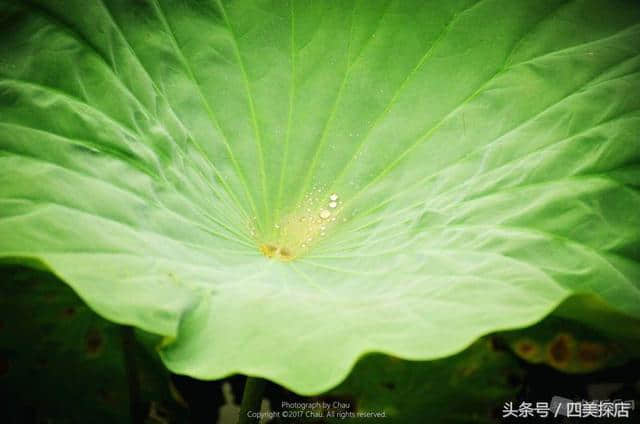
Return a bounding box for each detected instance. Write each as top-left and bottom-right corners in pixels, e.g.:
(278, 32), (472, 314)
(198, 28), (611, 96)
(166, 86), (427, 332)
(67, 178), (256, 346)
(1, 266), (638, 423)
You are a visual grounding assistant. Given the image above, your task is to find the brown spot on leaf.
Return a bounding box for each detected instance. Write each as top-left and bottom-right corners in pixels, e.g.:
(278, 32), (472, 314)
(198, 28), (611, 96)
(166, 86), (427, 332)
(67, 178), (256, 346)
(86, 328), (104, 357)
(578, 341), (607, 366)
(489, 336), (508, 352)
(514, 339), (540, 361)
(0, 356), (9, 376)
(62, 307), (76, 318)
(547, 333), (574, 369)
(98, 388), (116, 405)
(36, 356), (49, 368)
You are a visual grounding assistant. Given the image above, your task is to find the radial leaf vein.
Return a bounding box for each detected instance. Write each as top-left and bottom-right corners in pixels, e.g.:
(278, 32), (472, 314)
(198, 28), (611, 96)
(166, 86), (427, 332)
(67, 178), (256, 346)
(150, 0), (261, 230)
(214, 0), (270, 228)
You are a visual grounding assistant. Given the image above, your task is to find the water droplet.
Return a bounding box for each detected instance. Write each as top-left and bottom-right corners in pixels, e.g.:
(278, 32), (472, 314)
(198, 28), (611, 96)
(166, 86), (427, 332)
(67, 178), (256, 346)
(274, 224), (280, 229)
(330, 193), (338, 201)
(319, 210), (331, 219)
(329, 201), (337, 208)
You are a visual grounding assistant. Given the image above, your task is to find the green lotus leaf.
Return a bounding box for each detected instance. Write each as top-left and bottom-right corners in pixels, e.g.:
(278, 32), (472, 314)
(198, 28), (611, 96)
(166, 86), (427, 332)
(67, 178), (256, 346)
(1, 0), (639, 394)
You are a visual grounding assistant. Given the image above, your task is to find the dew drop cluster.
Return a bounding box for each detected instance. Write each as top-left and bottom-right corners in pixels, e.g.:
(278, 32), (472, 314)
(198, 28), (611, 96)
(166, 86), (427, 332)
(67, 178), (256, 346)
(253, 188), (345, 260)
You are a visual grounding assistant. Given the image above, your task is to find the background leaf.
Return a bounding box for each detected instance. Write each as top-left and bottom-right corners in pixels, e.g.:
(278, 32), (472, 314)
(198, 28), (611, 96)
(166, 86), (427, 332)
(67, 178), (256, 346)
(325, 339), (523, 423)
(0, 266), (185, 423)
